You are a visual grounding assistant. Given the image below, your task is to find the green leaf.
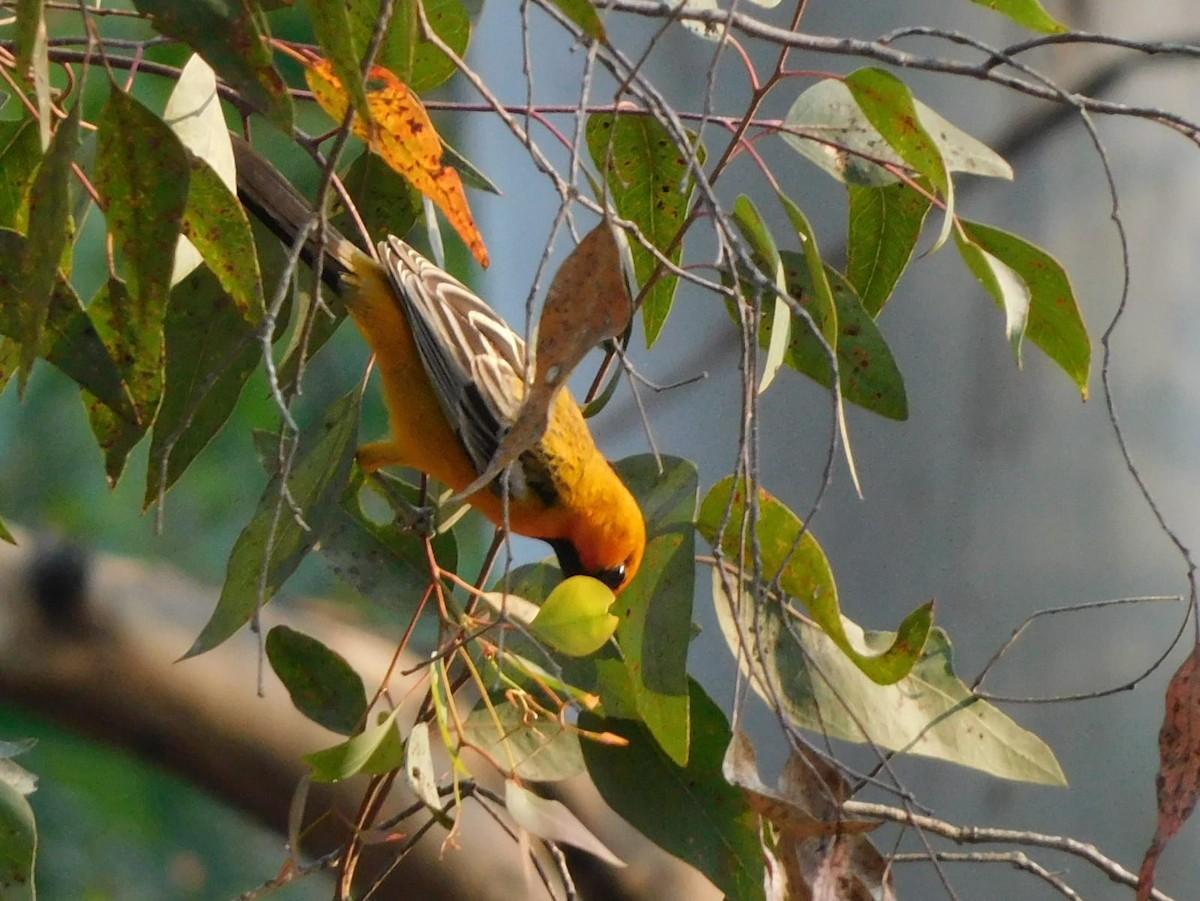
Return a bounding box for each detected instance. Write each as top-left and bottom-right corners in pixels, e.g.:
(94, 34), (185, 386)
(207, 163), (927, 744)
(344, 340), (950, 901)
(968, 0), (1066, 33)
(318, 470), (456, 604)
(0, 761), (36, 901)
(783, 78), (1011, 187)
(83, 278), (157, 486)
(844, 67), (954, 250)
(776, 192), (838, 347)
(611, 455), (698, 766)
(145, 265), (260, 508)
(463, 701), (585, 782)
(699, 476), (930, 684)
(17, 101), (79, 392)
(586, 113), (701, 346)
(731, 195), (790, 394)
(95, 89), (191, 414)
(754, 252), (908, 421)
(310, 0), (372, 124)
(305, 709), (404, 781)
(580, 680), (763, 899)
(440, 139), (502, 196)
(0, 515), (13, 545)
(0, 230), (135, 419)
(712, 570), (1066, 784)
(132, 0), (292, 132)
(187, 391), (361, 657)
(14, 0), (43, 83)
(350, 0), (472, 94)
(955, 227), (1030, 366)
(0, 117), (42, 230)
(959, 220), (1090, 398)
(335, 150), (421, 243)
(547, 0), (607, 42)
(180, 156), (265, 324)
(505, 779), (624, 866)
(266, 625), (368, 735)
(529, 576), (618, 657)
(846, 181), (932, 317)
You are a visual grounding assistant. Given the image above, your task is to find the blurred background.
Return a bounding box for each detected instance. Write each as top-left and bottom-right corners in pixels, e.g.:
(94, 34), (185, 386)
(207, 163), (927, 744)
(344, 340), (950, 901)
(4, 0), (1199, 897)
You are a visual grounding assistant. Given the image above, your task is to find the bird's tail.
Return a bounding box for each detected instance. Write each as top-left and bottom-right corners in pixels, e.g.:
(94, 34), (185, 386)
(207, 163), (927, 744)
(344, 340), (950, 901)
(231, 134), (361, 294)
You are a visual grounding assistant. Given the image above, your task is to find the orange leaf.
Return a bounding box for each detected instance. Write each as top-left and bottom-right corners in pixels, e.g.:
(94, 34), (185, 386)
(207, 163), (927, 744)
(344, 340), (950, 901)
(1139, 645), (1200, 900)
(303, 55), (489, 267)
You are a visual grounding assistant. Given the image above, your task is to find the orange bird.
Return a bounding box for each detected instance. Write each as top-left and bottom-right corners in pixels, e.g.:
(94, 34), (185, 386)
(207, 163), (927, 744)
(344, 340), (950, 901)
(233, 138), (645, 592)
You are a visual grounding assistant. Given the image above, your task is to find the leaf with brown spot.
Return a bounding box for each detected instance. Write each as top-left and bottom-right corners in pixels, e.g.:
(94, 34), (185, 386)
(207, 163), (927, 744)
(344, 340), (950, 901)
(17, 101), (79, 392)
(85, 278), (158, 486)
(180, 155), (265, 325)
(302, 55), (488, 267)
(451, 221), (631, 500)
(1139, 646), (1200, 900)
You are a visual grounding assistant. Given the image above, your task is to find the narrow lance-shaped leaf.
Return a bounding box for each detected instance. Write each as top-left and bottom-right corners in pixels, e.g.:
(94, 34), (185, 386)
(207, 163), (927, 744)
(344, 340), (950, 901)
(95, 88), (191, 421)
(0, 514), (13, 545)
(14, 0), (43, 82)
(711, 568), (1064, 784)
(0, 112), (42, 230)
(13, 0), (50, 152)
(959, 219), (1089, 398)
(731, 195), (790, 394)
(17, 101), (79, 392)
(84, 278), (157, 486)
(581, 680), (764, 900)
(187, 391), (361, 657)
(586, 112), (702, 346)
(699, 476), (930, 684)
(844, 67), (954, 251)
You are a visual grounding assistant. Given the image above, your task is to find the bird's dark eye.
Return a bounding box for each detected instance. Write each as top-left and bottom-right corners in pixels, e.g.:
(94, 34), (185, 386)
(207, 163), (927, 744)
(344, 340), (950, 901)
(595, 563), (627, 591)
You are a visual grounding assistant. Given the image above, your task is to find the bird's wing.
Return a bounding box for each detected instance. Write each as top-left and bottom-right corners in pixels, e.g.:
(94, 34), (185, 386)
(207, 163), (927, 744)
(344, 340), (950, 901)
(378, 236), (526, 475)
